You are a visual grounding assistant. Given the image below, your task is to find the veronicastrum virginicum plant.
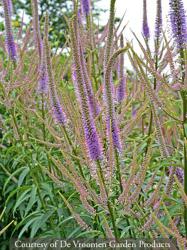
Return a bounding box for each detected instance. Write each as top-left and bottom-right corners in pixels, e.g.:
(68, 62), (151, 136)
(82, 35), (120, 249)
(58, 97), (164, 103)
(0, 0), (187, 247)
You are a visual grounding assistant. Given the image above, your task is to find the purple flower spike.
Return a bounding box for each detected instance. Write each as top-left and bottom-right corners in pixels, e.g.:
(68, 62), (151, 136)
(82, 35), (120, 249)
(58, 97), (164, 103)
(175, 167), (184, 183)
(51, 98), (67, 124)
(169, 0), (187, 49)
(72, 63), (102, 160)
(38, 65), (48, 93)
(155, 0), (162, 39)
(73, 60), (102, 160)
(78, 8), (83, 24)
(73, 60), (100, 118)
(117, 35), (126, 103)
(104, 70), (122, 151)
(31, 0), (42, 58)
(81, 0), (90, 16)
(70, 16), (102, 161)
(142, 0), (150, 39)
(79, 46), (100, 117)
(106, 117), (122, 151)
(2, 0), (17, 61)
(117, 77), (126, 102)
(7, 0), (13, 15)
(38, 41), (48, 93)
(44, 14), (66, 125)
(83, 118), (102, 161)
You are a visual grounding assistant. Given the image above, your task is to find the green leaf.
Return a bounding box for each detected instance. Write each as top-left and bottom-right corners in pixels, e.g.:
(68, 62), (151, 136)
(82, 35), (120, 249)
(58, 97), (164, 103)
(120, 226), (132, 238)
(24, 185), (37, 216)
(30, 210), (54, 238)
(13, 187), (32, 214)
(75, 230), (101, 238)
(58, 216), (75, 227)
(11, 211), (40, 236)
(18, 167), (30, 186)
(184, 123), (187, 137)
(67, 227), (81, 239)
(3, 167), (26, 192)
(18, 217), (40, 238)
(0, 207), (6, 221)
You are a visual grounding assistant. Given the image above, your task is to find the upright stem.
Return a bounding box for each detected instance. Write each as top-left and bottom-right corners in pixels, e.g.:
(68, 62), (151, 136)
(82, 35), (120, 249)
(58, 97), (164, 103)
(62, 125), (85, 178)
(182, 92), (187, 237)
(86, 12), (94, 70)
(115, 142), (134, 238)
(145, 39), (158, 154)
(145, 108), (153, 155)
(10, 109), (24, 147)
(41, 95), (61, 213)
(96, 160), (119, 239)
(180, 48), (187, 237)
(41, 94), (46, 141)
(115, 149), (123, 193)
(183, 129), (187, 238)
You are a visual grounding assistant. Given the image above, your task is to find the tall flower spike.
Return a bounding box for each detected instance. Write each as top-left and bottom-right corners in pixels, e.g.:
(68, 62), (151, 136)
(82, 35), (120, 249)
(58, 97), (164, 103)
(72, 61), (99, 118)
(169, 0), (187, 49)
(79, 45), (100, 117)
(31, 0), (42, 59)
(38, 41), (48, 93)
(81, 0), (90, 17)
(104, 0), (116, 69)
(78, 8), (83, 24)
(155, 0), (162, 39)
(70, 13), (102, 161)
(103, 0), (116, 106)
(142, 0), (150, 39)
(103, 0), (122, 151)
(117, 34), (126, 103)
(7, 0), (13, 15)
(31, 0), (48, 94)
(105, 48), (128, 151)
(2, 0), (17, 61)
(44, 14), (66, 124)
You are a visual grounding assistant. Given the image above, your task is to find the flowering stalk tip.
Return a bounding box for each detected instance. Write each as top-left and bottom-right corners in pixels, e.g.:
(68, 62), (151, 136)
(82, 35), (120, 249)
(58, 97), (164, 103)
(169, 0), (187, 49)
(81, 0), (90, 16)
(117, 35), (126, 103)
(38, 41), (48, 93)
(70, 15), (102, 161)
(155, 0), (162, 40)
(142, 0), (150, 39)
(2, 0), (17, 61)
(44, 14), (66, 124)
(31, 0), (42, 58)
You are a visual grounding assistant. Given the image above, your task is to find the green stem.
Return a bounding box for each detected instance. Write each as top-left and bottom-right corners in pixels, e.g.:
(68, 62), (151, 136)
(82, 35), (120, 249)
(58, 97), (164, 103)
(115, 149), (123, 193)
(182, 92), (187, 237)
(180, 48), (187, 237)
(154, 38), (159, 90)
(115, 137), (134, 238)
(96, 160), (119, 240)
(62, 125), (84, 178)
(32, 174), (47, 211)
(41, 95), (60, 212)
(10, 109), (24, 147)
(33, 172), (61, 233)
(145, 111), (153, 154)
(41, 94), (46, 142)
(142, 114), (145, 135)
(145, 40), (159, 154)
